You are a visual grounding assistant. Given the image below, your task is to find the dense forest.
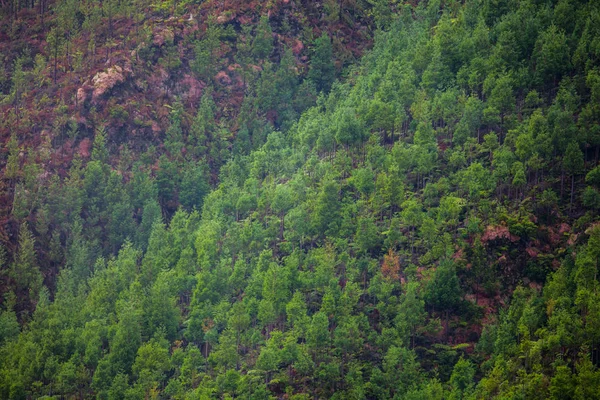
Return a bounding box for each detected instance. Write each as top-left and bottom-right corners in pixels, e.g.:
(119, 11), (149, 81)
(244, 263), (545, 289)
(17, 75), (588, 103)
(1, 0), (600, 398)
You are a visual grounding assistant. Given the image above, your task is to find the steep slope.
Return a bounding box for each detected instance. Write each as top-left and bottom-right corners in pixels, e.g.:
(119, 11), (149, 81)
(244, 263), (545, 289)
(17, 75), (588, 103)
(0, 0), (376, 296)
(2, 0), (600, 399)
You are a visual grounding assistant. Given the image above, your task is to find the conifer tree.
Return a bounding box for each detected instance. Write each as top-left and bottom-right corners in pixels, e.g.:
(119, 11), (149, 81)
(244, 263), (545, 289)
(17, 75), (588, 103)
(564, 141), (584, 211)
(252, 15), (273, 61)
(308, 33), (335, 93)
(10, 223), (42, 308)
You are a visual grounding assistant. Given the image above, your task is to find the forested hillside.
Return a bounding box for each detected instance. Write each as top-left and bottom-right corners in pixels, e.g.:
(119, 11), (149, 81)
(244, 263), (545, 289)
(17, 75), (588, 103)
(2, 0), (600, 398)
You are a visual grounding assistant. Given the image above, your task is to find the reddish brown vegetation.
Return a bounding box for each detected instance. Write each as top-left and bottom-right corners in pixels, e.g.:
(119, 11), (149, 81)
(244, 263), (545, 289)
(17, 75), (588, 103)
(381, 248), (401, 281)
(0, 0), (375, 273)
(481, 224), (520, 243)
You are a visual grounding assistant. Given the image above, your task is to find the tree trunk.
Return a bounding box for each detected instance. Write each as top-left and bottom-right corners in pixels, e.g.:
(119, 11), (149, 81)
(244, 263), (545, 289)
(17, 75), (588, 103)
(53, 45), (58, 84)
(570, 174), (575, 213)
(561, 168), (565, 199)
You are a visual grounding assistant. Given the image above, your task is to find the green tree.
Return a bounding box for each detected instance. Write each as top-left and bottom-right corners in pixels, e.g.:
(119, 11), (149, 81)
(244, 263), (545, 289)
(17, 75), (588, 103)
(449, 357), (475, 400)
(286, 291), (309, 335)
(190, 89), (217, 157)
(422, 46), (453, 92)
(108, 373), (130, 400)
(135, 199), (162, 251)
(146, 272), (180, 340)
(564, 141), (584, 211)
(312, 180), (340, 237)
(165, 100), (185, 156)
(382, 346), (422, 397)
(534, 25), (571, 86)
(110, 304), (142, 375)
(92, 126), (109, 165)
(308, 33), (335, 93)
(9, 57), (26, 116)
(334, 317), (363, 378)
(355, 215), (380, 255)
(485, 74), (514, 134)
(0, 307), (19, 345)
(425, 259), (461, 315)
(252, 15), (273, 60)
(179, 164), (209, 211)
(550, 365), (575, 400)
(396, 282), (426, 349)
(307, 311), (330, 362)
(272, 184), (294, 240)
(575, 353), (600, 400)
(131, 337), (171, 397)
(47, 27), (61, 84)
(334, 107), (366, 147)
(4, 134), (19, 181)
(192, 19), (223, 81)
(10, 223), (42, 307)
(512, 161), (527, 200)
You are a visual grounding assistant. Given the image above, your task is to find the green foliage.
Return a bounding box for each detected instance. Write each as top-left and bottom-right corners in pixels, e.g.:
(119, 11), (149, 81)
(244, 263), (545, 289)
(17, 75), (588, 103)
(4, 0), (600, 398)
(425, 259), (462, 313)
(192, 19), (224, 81)
(308, 33), (335, 93)
(179, 163), (209, 211)
(252, 15), (273, 61)
(449, 357), (475, 399)
(4, 134), (19, 180)
(10, 223), (43, 308)
(0, 308), (19, 345)
(565, 141), (584, 176)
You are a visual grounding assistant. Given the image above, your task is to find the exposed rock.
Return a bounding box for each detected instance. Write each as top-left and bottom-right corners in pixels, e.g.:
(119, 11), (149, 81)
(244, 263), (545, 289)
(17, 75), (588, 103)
(76, 82), (93, 106)
(178, 74), (205, 104)
(147, 67), (170, 96)
(481, 224), (520, 243)
(217, 13), (234, 24)
(77, 87), (87, 105)
(91, 65), (126, 104)
(123, 61), (133, 75)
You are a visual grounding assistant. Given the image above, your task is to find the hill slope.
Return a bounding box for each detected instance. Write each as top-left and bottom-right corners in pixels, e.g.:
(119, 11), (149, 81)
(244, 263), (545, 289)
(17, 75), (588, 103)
(0, 0), (375, 292)
(2, 0), (600, 399)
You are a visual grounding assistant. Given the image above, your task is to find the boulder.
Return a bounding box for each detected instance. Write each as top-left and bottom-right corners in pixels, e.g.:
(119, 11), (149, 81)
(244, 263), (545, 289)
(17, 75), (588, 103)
(91, 65), (126, 104)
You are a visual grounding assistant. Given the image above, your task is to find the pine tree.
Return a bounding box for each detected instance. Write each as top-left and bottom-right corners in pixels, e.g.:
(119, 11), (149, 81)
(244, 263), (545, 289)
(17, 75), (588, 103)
(252, 15), (273, 61)
(92, 126), (109, 165)
(564, 141), (584, 211)
(396, 282), (426, 348)
(10, 223), (42, 307)
(10, 57), (25, 117)
(308, 33), (335, 93)
(5, 134), (19, 182)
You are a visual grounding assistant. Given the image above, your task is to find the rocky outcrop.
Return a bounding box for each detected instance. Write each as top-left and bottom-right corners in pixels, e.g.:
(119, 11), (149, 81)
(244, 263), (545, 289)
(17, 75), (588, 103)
(91, 65), (127, 104)
(77, 64), (132, 106)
